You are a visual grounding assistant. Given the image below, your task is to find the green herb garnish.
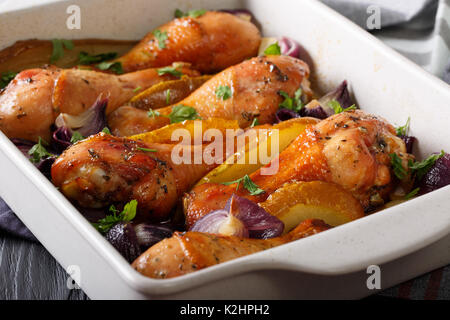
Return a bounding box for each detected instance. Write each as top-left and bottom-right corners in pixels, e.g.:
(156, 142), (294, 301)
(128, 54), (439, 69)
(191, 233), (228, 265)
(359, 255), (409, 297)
(174, 8), (206, 18)
(278, 88), (304, 112)
(78, 51), (117, 65)
(166, 89), (171, 104)
(147, 109), (161, 118)
(70, 131), (85, 144)
(389, 153), (408, 180)
(157, 66), (183, 77)
(396, 117), (410, 136)
(136, 147), (157, 152)
(328, 100), (357, 114)
(50, 39), (74, 63)
(96, 61), (124, 74)
(250, 117), (259, 128)
(294, 88), (304, 110)
(222, 174), (265, 196)
(404, 187), (420, 200)
(101, 127), (111, 135)
(153, 29), (168, 49)
(0, 71), (17, 89)
(28, 137), (54, 163)
(168, 105), (201, 123)
(215, 85), (232, 100)
(264, 42), (281, 56)
(133, 86), (142, 93)
(408, 150), (445, 181)
(92, 200), (138, 233)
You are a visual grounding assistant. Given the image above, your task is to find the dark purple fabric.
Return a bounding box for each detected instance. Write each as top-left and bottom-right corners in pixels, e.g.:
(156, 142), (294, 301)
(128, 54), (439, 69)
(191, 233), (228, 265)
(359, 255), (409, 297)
(0, 197), (37, 242)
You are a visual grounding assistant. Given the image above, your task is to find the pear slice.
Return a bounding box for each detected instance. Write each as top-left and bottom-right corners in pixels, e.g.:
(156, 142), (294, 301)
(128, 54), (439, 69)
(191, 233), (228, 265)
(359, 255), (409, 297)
(260, 181), (365, 233)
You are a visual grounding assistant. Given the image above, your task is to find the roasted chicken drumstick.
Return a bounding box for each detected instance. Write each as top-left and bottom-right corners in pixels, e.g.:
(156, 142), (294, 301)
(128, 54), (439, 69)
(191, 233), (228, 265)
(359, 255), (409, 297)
(132, 219), (331, 279)
(184, 110), (412, 227)
(115, 11), (261, 73)
(108, 55), (313, 136)
(0, 64), (199, 141)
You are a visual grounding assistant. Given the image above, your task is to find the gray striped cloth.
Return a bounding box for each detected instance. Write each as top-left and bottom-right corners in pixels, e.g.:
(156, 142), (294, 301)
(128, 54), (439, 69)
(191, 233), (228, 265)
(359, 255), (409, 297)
(321, 0), (450, 83)
(321, 0), (450, 300)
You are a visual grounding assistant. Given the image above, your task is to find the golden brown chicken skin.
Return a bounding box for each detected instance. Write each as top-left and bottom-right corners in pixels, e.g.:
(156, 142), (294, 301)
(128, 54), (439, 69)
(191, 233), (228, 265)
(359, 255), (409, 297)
(0, 65), (199, 142)
(115, 11), (261, 73)
(51, 133), (218, 221)
(184, 110), (412, 228)
(132, 219), (331, 279)
(108, 55), (313, 136)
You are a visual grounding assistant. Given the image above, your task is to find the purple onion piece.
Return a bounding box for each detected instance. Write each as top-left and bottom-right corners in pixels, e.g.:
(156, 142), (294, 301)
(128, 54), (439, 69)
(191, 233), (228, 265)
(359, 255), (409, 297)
(399, 135), (417, 154)
(418, 153), (450, 195)
(52, 126), (72, 153)
(278, 36), (301, 58)
(190, 209), (249, 238)
(10, 138), (36, 157)
(275, 108), (301, 123)
(10, 138), (57, 179)
(106, 222), (141, 263)
(35, 156), (57, 179)
(225, 195), (284, 239)
(55, 97), (108, 138)
(300, 104), (328, 120)
(134, 223), (174, 251)
(220, 9), (253, 22)
(78, 98), (108, 137)
(317, 80), (356, 117)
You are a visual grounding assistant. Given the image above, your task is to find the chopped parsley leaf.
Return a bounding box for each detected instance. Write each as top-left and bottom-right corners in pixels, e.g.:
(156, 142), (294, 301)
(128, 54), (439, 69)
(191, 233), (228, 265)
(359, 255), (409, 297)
(408, 150), (445, 181)
(278, 88), (303, 112)
(396, 117), (411, 136)
(78, 51), (117, 65)
(174, 8), (206, 18)
(50, 39), (74, 63)
(96, 61), (124, 74)
(221, 174), (265, 195)
(153, 29), (168, 49)
(328, 100), (357, 114)
(92, 200), (138, 233)
(166, 89), (171, 104)
(136, 147), (157, 152)
(264, 42), (281, 56)
(28, 137), (54, 163)
(70, 131), (85, 144)
(389, 153), (407, 180)
(0, 71), (17, 89)
(157, 66), (183, 77)
(404, 187), (420, 200)
(101, 127), (111, 135)
(147, 109), (161, 118)
(215, 85), (232, 100)
(168, 105), (201, 123)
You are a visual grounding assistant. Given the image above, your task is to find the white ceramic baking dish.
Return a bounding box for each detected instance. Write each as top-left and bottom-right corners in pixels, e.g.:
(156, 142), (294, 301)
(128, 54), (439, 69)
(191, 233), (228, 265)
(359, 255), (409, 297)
(1, 0), (450, 299)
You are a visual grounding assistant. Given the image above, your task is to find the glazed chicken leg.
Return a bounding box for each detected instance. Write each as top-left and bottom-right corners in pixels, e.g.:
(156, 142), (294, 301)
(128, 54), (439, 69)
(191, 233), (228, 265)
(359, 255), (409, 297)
(0, 64), (199, 141)
(108, 55), (313, 136)
(132, 219), (331, 279)
(184, 110), (412, 227)
(51, 132), (232, 221)
(115, 11), (261, 73)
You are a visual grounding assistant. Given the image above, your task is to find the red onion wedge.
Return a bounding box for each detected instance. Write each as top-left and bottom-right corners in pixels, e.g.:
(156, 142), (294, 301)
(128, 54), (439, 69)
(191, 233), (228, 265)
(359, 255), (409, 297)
(275, 108), (301, 123)
(191, 194), (284, 239)
(418, 152), (450, 195)
(278, 36), (301, 58)
(55, 96), (108, 138)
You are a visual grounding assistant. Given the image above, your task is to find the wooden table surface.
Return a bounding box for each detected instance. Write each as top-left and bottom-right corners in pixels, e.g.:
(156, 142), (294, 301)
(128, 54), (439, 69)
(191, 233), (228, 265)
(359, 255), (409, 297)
(0, 230), (89, 300)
